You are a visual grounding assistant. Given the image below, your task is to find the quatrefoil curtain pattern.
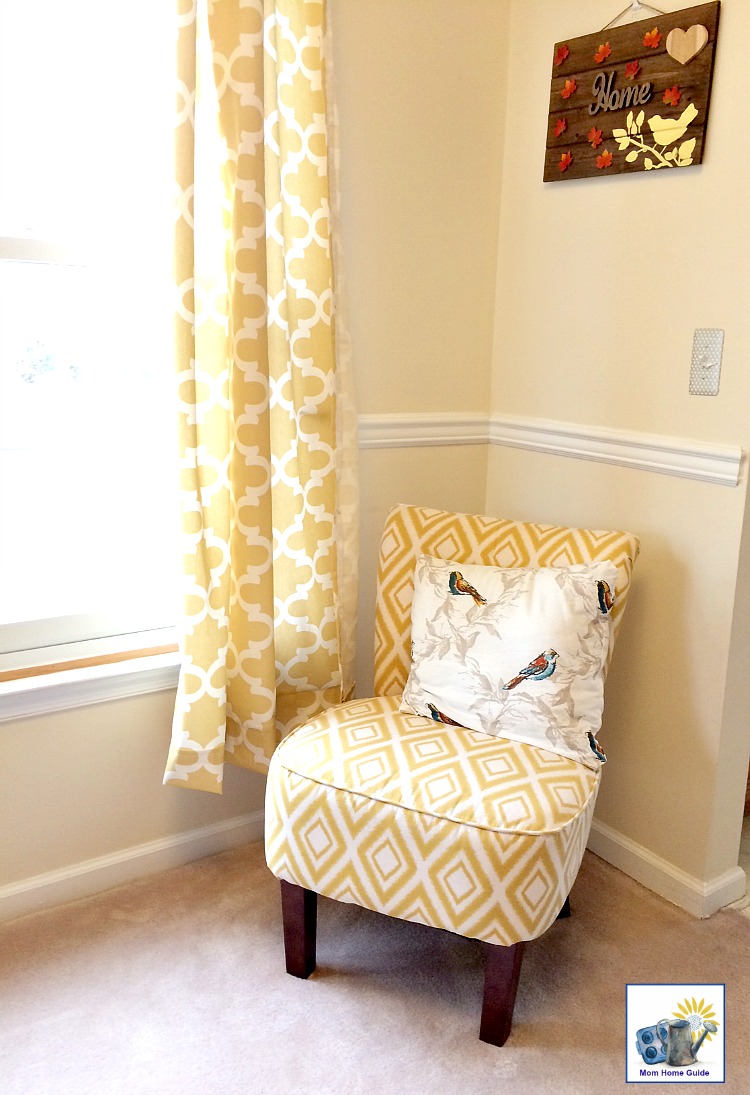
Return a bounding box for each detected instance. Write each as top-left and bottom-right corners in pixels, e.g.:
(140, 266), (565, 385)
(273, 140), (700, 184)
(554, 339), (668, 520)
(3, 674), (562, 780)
(164, 0), (357, 793)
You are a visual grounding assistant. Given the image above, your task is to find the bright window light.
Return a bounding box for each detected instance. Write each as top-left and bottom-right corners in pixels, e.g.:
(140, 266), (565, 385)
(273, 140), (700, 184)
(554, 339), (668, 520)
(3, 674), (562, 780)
(0, 1), (178, 663)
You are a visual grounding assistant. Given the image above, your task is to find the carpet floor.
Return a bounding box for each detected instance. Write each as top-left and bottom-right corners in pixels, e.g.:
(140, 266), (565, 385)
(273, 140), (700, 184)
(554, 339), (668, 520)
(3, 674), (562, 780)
(1, 843), (748, 1095)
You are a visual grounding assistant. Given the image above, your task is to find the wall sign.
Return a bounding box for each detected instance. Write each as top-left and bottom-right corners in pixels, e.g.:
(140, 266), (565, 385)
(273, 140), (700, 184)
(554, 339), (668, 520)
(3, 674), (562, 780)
(544, 2), (720, 182)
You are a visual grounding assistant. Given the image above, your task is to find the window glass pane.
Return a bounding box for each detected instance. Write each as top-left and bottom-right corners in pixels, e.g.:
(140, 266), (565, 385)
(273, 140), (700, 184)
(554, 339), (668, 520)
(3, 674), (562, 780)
(0, 0), (178, 649)
(0, 260), (178, 629)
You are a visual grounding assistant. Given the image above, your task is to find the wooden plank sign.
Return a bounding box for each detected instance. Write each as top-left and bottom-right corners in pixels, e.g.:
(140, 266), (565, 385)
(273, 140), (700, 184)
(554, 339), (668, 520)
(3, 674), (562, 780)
(544, 2), (720, 182)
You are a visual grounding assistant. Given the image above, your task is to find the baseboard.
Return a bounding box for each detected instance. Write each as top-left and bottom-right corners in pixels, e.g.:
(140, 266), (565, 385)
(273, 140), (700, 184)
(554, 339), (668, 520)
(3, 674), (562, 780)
(0, 810), (265, 923)
(3, 809), (744, 924)
(588, 819), (748, 918)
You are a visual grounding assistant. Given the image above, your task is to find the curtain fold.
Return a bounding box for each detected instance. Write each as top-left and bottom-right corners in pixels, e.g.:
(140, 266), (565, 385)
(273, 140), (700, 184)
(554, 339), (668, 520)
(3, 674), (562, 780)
(164, 0), (355, 794)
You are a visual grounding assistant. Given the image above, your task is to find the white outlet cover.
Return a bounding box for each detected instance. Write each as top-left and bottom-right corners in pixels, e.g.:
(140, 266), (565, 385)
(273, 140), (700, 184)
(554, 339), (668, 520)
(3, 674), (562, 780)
(689, 328), (724, 396)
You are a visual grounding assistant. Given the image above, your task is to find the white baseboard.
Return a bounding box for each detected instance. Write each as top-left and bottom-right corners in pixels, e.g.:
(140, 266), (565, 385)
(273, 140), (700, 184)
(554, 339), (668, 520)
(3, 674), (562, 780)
(588, 819), (747, 918)
(0, 810), (265, 923)
(3, 808), (744, 924)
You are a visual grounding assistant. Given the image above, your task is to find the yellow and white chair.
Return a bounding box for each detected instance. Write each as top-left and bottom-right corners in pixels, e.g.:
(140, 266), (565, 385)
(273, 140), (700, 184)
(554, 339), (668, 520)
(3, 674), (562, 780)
(265, 505), (639, 1045)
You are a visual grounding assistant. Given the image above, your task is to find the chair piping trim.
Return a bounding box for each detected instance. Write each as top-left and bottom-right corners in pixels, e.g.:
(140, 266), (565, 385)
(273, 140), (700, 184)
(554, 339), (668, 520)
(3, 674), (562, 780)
(274, 755), (601, 838)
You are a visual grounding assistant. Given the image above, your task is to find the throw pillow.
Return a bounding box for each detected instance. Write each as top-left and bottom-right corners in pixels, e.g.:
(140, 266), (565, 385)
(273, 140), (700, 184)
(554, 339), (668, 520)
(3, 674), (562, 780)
(400, 555), (619, 769)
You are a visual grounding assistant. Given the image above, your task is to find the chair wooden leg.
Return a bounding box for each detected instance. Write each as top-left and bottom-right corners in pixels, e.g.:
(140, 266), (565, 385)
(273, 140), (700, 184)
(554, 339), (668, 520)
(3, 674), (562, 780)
(557, 895), (572, 919)
(479, 940), (526, 1047)
(280, 880), (317, 979)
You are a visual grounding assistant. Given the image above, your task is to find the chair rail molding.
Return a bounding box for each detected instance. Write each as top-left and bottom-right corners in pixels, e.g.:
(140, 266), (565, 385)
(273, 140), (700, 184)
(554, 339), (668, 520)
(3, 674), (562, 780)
(357, 411), (744, 487)
(488, 414), (744, 488)
(357, 412), (488, 449)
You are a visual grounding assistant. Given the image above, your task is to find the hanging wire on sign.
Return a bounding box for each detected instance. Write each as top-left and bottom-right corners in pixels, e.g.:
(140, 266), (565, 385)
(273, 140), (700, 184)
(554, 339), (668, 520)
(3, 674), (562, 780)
(603, 1), (666, 31)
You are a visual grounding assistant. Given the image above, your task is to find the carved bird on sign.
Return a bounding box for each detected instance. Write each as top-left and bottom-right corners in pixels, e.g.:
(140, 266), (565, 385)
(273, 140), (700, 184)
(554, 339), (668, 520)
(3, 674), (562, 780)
(449, 570), (487, 606)
(503, 649), (558, 691)
(647, 102), (698, 147)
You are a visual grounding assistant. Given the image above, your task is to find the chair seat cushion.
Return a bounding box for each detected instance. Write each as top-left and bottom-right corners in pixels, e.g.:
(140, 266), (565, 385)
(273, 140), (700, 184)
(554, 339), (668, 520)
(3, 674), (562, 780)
(265, 696), (600, 944)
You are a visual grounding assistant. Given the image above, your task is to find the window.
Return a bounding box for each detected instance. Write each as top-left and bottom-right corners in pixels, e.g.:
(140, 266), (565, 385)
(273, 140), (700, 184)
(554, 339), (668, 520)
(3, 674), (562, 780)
(0, 1), (178, 676)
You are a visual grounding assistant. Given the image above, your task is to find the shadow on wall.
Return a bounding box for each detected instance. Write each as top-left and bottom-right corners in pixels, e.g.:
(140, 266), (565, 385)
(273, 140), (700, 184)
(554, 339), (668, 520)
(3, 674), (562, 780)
(596, 535), (718, 875)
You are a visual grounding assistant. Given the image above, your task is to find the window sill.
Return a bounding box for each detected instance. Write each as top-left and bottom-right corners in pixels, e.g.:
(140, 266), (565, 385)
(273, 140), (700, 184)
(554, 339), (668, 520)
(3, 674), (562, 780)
(0, 651), (181, 723)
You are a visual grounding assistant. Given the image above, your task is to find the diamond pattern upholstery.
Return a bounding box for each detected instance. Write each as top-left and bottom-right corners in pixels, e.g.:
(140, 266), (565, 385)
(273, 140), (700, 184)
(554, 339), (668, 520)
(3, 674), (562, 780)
(265, 505), (639, 1038)
(265, 695), (599, 944)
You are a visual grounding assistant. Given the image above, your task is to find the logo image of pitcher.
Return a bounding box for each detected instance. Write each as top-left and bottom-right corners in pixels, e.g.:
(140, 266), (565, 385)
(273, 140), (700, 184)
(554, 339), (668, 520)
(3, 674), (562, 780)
(635, 997), (719, 1069)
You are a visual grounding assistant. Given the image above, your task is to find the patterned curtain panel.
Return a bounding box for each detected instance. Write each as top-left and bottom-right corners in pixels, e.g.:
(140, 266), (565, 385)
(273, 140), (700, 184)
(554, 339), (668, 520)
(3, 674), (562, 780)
(164, 0), (356, 793)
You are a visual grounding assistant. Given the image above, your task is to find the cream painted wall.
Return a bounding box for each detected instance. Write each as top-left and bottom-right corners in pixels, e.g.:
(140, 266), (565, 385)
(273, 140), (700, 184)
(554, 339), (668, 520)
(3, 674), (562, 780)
(329, 0), (508, 695)
(487, 0), (750, 886)
(330, 0), (509, 416)
(495, 0), (750, 445)
(0, 690), (265, 897)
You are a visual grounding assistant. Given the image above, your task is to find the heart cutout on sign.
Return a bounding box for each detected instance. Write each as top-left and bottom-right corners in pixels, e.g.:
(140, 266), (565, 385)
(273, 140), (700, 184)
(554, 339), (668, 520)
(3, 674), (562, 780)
(666, 24), (709, 65)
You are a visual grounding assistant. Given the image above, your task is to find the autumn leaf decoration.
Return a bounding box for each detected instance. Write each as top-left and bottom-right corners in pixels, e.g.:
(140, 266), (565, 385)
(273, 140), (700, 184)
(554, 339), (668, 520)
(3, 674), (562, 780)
(594, 42), (611, 64)
(625, 60), (641, 78)
(561, 79), (577, 100)
(588, 126), (603, 149)
(554, 118), (567, 137)
(663, 85), (682, 107)
(597, 150), (614, 170)
(643, 27), (662, 49)
(554, 44), (570, 66)
(559, 151), (573, 173)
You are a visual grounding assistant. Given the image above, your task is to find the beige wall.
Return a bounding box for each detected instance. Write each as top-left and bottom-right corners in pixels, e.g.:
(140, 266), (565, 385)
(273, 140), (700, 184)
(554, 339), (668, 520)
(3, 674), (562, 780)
(494, 0), (750, 444)
(331, 0), (508, 682)
(0, 690), (265, 903)
(487, 0), (750, 883)
(330, 0), (509, 694)
(331, 0), (509, 416)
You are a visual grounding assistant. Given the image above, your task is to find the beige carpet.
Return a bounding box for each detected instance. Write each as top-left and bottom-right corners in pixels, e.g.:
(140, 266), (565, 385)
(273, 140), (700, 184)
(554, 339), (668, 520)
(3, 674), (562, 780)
(1, 843), (749, 1095)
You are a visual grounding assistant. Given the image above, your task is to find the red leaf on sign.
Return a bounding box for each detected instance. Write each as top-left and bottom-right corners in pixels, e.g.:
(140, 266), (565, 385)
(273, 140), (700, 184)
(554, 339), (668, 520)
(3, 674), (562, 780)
(588, 126), (603, 149)
(559, 151), (573, 173)
(596, 150), (614, 170)
(554, 44), (570, 66)
(643, 28), (662, 48)
(561, 79), (577, 100)
(594, 42), (612, 64)
(625, 60), (641, 78)
(663, 85), (682, 107)
(554, 118), (567, 137)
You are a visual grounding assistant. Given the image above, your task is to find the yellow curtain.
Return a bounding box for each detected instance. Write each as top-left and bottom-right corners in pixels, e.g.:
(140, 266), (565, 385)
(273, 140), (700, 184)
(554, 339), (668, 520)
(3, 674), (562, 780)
(164, 0), (354, 793)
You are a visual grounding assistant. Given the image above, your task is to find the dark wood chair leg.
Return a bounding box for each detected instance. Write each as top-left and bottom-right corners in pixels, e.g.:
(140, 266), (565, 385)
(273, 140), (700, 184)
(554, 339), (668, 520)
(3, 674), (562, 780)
(557, 895), (572, 919)
(280, 880), (317, 979)
(479, 940), (525, 1047)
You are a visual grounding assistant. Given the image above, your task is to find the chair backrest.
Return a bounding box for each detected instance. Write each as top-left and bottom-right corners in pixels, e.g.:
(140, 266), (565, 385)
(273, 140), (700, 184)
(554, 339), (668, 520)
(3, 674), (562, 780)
(373, 504), (640, 697)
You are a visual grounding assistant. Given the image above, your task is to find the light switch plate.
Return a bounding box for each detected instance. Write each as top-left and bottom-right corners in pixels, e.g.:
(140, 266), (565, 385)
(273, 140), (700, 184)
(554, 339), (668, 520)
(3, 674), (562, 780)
(689, 328), (724, 396)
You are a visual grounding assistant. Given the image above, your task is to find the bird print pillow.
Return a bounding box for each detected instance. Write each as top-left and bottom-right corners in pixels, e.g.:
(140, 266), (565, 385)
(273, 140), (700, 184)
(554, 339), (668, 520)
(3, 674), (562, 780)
(400, 555), (620, 770)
